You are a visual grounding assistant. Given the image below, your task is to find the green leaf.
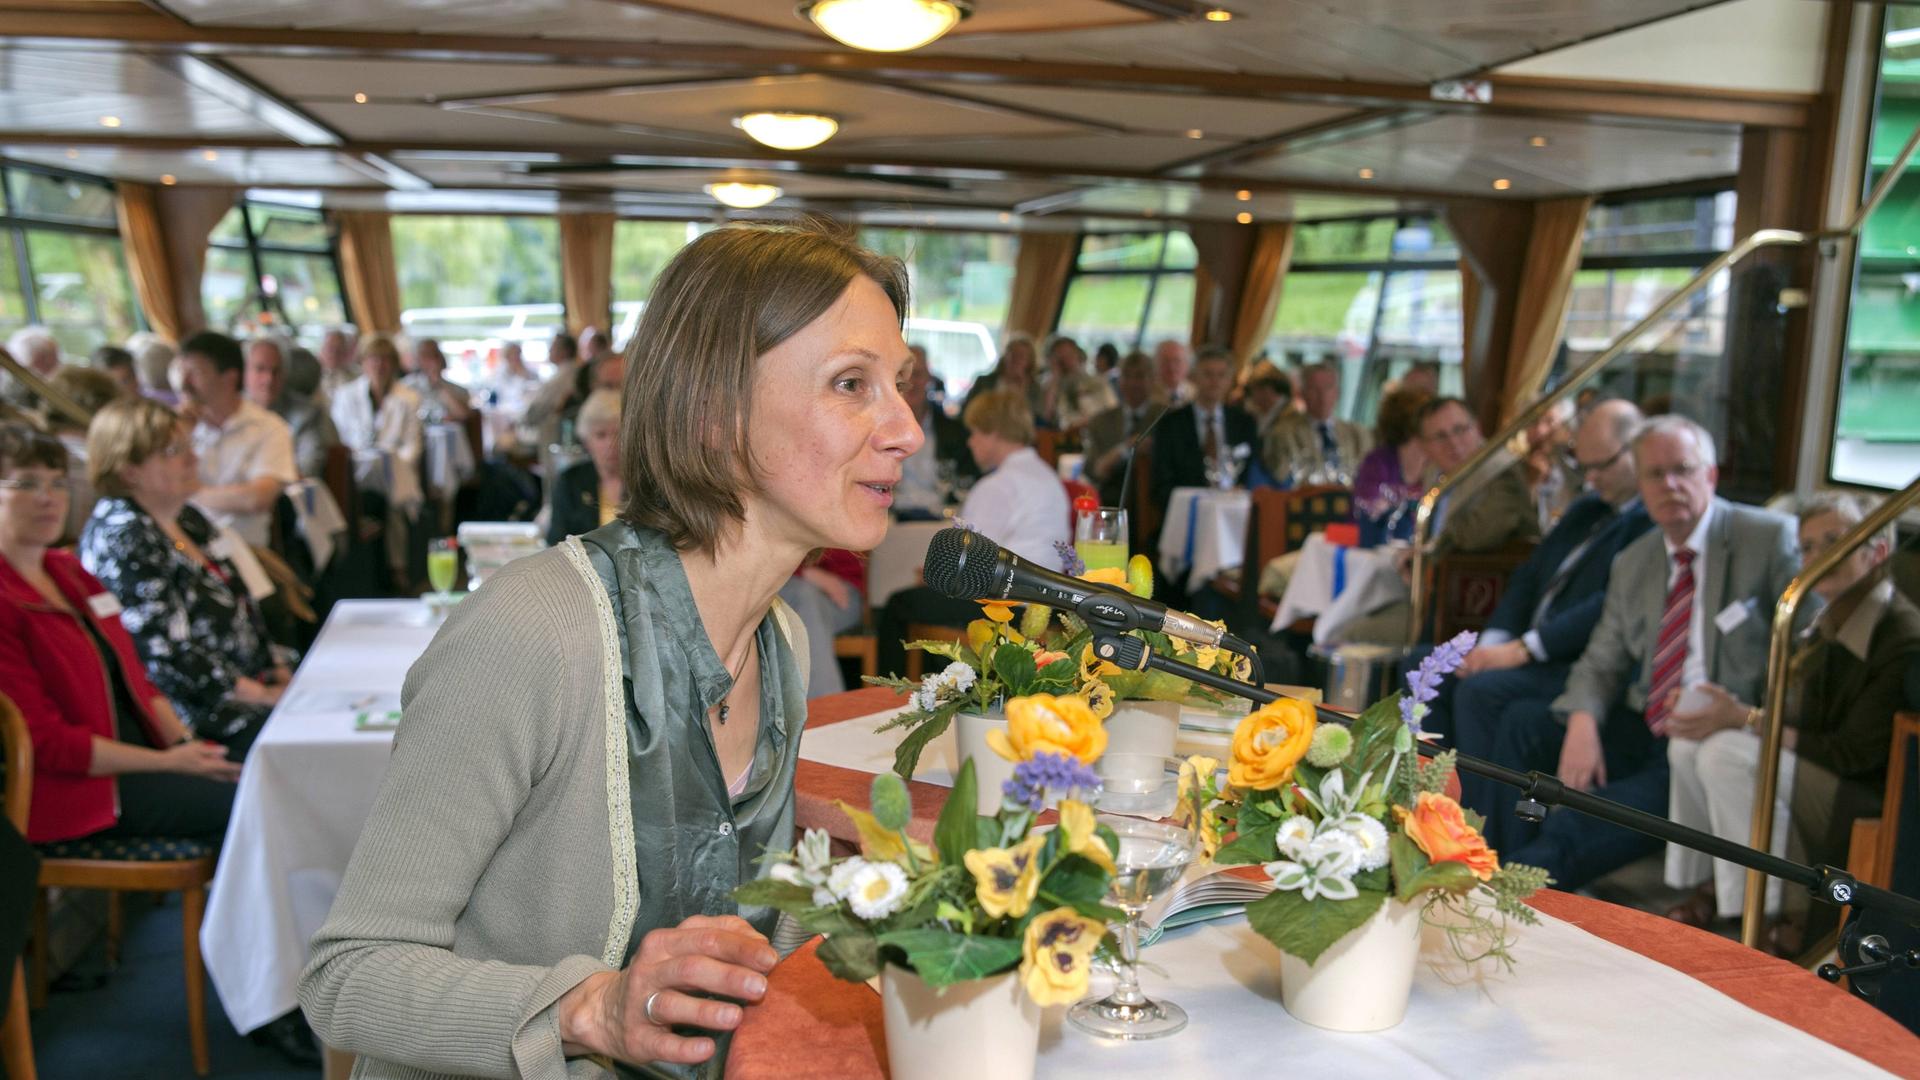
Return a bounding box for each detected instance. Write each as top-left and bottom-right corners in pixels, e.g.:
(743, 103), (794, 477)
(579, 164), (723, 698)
(816, 931), (882, 983)
(1399, 859), (1481, 900)
(891, 710), (954, 780)
(1037, 854), (1112, 907)
(1246, 888), (1389, 965)
(875, 929), (1023, 986)
(908, 640), (969, 664)
(992, 643), (1037, 694)
(935, 758), (979, 868)
(731, 878), (816, 910)
(1353, 865), (1390, 894)
(1213, 814), (1282, 866)
(871, 772), (912, 832)
(1388, 832), (1429, 895)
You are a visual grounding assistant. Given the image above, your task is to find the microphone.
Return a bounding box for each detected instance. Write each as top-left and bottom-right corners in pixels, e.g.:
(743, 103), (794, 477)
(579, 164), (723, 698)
(922, 526), (1226, 647)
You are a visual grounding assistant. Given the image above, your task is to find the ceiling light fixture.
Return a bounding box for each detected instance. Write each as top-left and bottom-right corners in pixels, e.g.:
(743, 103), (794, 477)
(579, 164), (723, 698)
(99, 115), (122, 128)
(202, 149), (220, 162)
(160, 174), (177, 186)
(1185, 129), (1205, 139)
(64, 148), (78, 159)
(1528, 135), (1548, 148)
(1235, 189), (1252, 201)
(1235, 211), (1253, 224)
(1204, 8), (1234, 22)
(1357, 167), (1375, 180)
(1492, 177), (1512, 190)
(354, 92), (369, 104)
(800, 0), (971, 53)
(705, 182), (783, 209)
(733, 111), (840, 151)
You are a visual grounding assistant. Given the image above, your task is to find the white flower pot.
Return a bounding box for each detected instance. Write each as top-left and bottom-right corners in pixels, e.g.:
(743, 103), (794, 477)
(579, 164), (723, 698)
(881, 965), (1040, 1080)
(952, 710), (1012, 816)
(1278, 897), (1422, 1032)
(1104, 699), (1181, 759)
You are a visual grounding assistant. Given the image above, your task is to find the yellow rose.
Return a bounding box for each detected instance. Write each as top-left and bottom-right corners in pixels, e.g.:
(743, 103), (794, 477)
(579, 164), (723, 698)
(1056, 799), (1116, 874)
(963, 833), (1045, 918)
(1020, 907), (1107, 1006)
(986, 694), (1108, 765)
(1228, 698), (1316, 790)
(1404, 792), (1501, 882)
(1080, 679), (1114, 721)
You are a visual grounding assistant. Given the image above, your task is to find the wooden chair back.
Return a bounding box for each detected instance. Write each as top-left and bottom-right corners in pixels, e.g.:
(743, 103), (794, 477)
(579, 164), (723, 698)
(1861, 712), (1920, 891)
(323, 442), (358, 529)
(1, 693), (30, 834)
(1423, 539), (1537, 642)
(1034, 429), (1061, 469)
(1223, 485), (1351, 629)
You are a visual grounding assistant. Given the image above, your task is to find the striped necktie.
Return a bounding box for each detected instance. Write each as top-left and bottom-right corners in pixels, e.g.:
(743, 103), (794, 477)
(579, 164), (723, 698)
(1643, 546), (1695, 736)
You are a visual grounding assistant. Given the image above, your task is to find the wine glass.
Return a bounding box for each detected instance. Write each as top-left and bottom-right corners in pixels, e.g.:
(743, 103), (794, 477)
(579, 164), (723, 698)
(426, 537), (459, 597)
(1069, 753), (1197, 1041)
(1075, 506), (1128, 573)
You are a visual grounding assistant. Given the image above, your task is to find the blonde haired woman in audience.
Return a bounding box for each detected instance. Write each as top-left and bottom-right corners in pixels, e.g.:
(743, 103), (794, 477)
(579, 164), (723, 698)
(546, 386), (623, 544)
(961, 330), (1040, 417)
(1663, 492), (1920, 939)
(300, 225), (922, 1079)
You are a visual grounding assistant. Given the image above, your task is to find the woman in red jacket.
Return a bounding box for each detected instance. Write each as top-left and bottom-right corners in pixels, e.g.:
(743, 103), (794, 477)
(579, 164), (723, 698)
(0, 423), (238, 845)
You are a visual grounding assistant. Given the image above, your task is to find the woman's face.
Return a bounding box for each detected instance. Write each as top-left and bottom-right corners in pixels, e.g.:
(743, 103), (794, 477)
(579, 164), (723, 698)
(583, 418), (621, 478)
(1005, 342), (1035, 382)
(0, 464), (70, 550)
(747, 275), (923, 553)
(1801, 511), (1883, 602)
(120, 422), (201, 506)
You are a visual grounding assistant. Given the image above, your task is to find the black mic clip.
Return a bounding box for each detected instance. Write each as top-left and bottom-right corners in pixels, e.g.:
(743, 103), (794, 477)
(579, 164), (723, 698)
(1091, 632), (1150, 671)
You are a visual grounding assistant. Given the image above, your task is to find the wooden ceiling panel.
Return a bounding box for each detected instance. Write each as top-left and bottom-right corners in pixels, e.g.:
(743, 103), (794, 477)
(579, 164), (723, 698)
(223, 56), (714, 102)
(300, 101), (700, 148)
(1046, 183), (1409, 222)
(169, 0), (800, 46)
(3, 144), (385, 186)
(920, 84), (1354, 141)
(855, 131), (1240, 172)
(0, 49), (276, 138)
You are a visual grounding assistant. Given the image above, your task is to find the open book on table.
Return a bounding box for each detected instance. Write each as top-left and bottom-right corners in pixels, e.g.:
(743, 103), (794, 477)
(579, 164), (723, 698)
(1138, 863), (1273, 947)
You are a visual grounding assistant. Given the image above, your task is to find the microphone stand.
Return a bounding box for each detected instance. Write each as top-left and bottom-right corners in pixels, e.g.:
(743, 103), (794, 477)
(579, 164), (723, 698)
(1089, 632), (1920, 1003)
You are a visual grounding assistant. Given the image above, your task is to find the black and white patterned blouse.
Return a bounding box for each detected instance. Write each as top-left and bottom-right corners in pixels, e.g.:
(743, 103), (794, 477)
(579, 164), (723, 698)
(78, 496), (275, 739)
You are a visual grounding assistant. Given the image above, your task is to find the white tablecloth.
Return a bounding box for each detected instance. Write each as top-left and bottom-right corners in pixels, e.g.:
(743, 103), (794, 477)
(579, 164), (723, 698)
(866, 519), (946, 611)
(1270, 532), (1407, 644)
(1156, 487), (1250, 591)
(202, 600), (439, 1035)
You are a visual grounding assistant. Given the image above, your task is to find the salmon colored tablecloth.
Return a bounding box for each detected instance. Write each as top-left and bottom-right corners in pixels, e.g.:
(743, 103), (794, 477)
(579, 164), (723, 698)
(746, 690), (1920, 1080)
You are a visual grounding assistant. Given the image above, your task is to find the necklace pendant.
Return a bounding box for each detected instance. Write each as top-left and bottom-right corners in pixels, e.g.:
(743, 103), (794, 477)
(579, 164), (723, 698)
(718, 703), (730, 725)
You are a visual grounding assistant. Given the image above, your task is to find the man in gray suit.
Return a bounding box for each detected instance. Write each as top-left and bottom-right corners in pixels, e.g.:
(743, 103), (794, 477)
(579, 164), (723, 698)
(1488, 415), (1801, 889)
(1082, 351), (1168, 508)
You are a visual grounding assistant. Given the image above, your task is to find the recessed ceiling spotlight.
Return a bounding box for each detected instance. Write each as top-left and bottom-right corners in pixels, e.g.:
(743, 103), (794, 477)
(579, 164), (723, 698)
(705, 182), (783, 209)
(1204, 8), (1233, 21)
(800, 0), (971, 53)
(354, 92), (369, 104)
(64, 148), (79, 159)
(1528, 135), (1549, 148)
(1235, 189), (1252, 201)
(1492, 177), (1512, 190)
(202, 149), (220, 162)
(1357, 168), (1375, 180)
(1185, 129), (1205, 139)
(98, 115), (122, 128)
(160, 174), (177, 186)
(733, 111), (840, 151)
(997, 212), (1011, 223)
(1236, 211), (1253, 224)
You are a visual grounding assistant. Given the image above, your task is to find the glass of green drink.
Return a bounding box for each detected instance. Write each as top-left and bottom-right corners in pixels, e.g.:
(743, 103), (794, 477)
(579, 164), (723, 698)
(427, 537), (460, 596)
(1074, 506), (1128, 573)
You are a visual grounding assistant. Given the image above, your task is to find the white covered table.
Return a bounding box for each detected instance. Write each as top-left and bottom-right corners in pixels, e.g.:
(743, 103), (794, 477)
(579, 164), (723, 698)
(1270, 532), (1407, 644)
(1155, 487), (1250, 591)
(202, 599), (439, 1035)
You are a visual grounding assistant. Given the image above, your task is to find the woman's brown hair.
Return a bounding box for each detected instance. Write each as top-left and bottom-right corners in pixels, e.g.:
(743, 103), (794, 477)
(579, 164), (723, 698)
(1375, 386), (1434, 448)
(620, 225), (908, 551)
(86, 395), (182, 499)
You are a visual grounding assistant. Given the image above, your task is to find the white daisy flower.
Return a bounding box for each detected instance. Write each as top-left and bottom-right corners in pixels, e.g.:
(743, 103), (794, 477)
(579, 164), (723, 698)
(944, 661), (976, 692)
(769, 862), (805, 887)
(1334, 815), (1392, 872)
(844, 860), (910, 920)
(826, 856), (868, 901)
(1274, 815), (1316, 859)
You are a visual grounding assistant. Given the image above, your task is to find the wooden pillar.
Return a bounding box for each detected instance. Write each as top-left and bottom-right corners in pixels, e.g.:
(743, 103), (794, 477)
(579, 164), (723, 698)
(1446, 200), (1534, 433)
(1187, 220), (1257, 355)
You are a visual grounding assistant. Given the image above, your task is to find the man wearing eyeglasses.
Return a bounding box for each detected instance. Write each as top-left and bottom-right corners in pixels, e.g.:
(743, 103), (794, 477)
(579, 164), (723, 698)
(1445, 399), (1651, 791)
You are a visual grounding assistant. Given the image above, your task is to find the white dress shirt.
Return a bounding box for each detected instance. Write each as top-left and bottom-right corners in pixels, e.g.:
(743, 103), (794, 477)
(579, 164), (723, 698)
(1662, 500), (1715, 690)
(959, 446), (1070, 566)
(330, 376), (425, 512)
(191, 399), (297, 547)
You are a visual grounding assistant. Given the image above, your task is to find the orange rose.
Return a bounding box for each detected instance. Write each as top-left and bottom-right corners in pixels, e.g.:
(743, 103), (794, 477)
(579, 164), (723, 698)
(1228, 698), (1316, 790)
(1404, 792), (1500, 881)
(1079, 566), (1130, 591)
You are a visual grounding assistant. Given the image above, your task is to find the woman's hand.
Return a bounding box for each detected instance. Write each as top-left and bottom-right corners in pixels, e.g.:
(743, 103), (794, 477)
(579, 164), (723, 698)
(557, 914), (778, 1067)
(162, 740), (241, 782)
(233, 675), (284, 707)
(1663, 682), (1748, 741)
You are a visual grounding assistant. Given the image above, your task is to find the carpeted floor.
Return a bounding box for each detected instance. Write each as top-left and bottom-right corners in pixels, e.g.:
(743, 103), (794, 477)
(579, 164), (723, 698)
(28, 892), (318, 1080)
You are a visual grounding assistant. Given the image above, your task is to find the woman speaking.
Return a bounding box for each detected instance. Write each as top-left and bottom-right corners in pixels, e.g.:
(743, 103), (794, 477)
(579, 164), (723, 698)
(300, 226), (923, 1078)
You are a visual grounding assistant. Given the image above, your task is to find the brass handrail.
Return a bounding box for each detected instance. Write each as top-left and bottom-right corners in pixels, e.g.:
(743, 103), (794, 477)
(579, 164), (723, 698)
(1407, 120), (1920, 638)
(1742, 472), (1920, 947)
(0, 349), (91, 428)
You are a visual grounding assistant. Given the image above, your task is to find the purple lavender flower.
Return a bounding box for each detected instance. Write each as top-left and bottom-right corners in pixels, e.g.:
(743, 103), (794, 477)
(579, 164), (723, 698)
(1054, 540), (1086, 577)
(1399, 630), (1478, 734)
(1001, 751), (1103, 812)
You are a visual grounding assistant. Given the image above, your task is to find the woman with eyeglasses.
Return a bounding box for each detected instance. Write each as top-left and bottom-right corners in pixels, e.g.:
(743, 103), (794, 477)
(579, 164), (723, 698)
(0, 422), (240, 848)
(77, 396), (287, 754)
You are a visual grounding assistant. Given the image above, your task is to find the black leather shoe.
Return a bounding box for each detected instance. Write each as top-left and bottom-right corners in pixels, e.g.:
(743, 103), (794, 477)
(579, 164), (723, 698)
(250, 1011), (323, 1068)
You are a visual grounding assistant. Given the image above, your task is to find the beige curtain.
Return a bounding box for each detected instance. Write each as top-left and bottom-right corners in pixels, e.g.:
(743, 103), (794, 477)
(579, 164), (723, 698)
(1005, 231), (1078, 339)
(559, 212), (616, 336)
(114, 183), (235, 341)
(333, 210), (402, 336)
(1498, 196), (1592, 424)
(1229, 222), (1294, 366)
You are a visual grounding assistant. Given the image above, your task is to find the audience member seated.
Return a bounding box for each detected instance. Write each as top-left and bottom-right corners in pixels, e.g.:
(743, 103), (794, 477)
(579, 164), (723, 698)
(316, 326), (360, 402)
(962, 332), (1040, 418)
(1037, 335), (1114, 432)
(1083, 351), (1168, 508)
(877, 388), (1069, 675)
(546, 388), (622, 544)
(46, 366), (124, 541)
(79, 396), (288, 751)
(1262, 362), (1370, 486)
(1518, 398), (1578, 529)
(894, 346), (977, 515)
(177, 330), (298, 549)
(1242, 365), (1294, 443)
(1152, 339), (1191, 404)
(520, 330), (581, 451)
(402, 338), (473, 425)
(90, 344), (140, 398)
(1334, 395), (1541, 644)
(329, 335), (424, 585)
(1663, 492), (1920, 940)
(490, 341), (542, 423)
(1488, 415), (1799, 892)
(246, 336), (339, 480)
(1350, 385), (1432, 547)
(1, 327), (59, 411)
(1151, 347), (1256, 508)
(1093, 342), (1121, 384)
(1442, 400), (1651, 761)
(126, 331), (178, 405)
(779, 548), (867, 698)
(0, 423), (242, 848)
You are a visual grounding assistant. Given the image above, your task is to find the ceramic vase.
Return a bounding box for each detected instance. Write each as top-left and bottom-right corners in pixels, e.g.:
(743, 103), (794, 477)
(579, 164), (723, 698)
(1277, 897), (1422, 1032)
(951, 709), (1012, 816)
(880, 965), (1040, 1080)
(1103, 699), (1182, 759)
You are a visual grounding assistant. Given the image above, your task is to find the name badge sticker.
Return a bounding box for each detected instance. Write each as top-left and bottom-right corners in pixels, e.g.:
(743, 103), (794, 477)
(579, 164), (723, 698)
(1714, 598), (1755, 635)
(87, 592), (122, 618)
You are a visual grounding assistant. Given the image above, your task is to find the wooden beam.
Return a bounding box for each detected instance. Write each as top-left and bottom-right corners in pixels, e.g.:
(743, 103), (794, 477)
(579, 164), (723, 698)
(0, 6), (1814, 129)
